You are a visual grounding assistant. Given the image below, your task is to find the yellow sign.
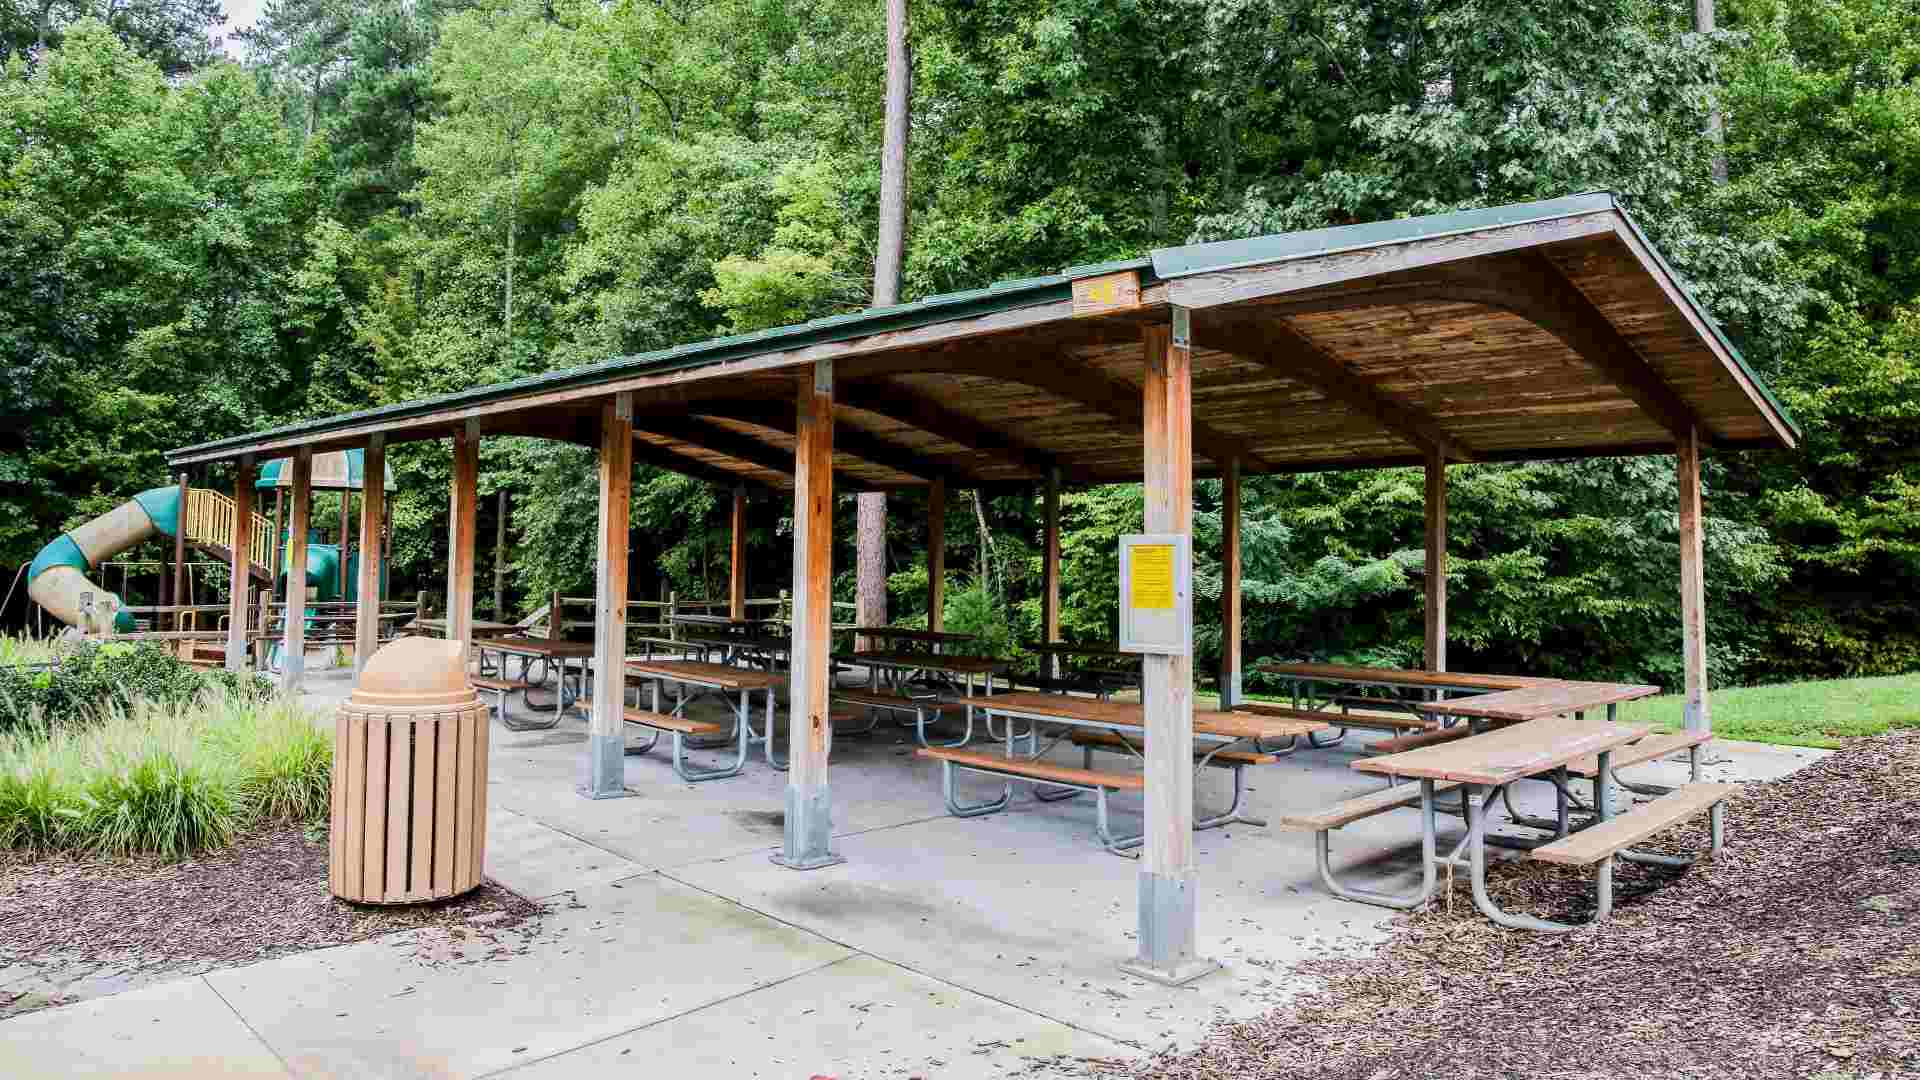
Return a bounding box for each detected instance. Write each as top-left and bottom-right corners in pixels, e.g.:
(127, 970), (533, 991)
(1129, 544), (1176, 610)
(1071, 270), (1142, 317)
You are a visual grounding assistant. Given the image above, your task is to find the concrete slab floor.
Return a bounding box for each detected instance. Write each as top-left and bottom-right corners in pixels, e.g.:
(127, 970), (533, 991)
(0, 976), (294, 1078)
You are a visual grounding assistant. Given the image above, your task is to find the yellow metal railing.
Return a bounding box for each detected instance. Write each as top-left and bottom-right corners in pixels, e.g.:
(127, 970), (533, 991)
(182, 488), (274, 570)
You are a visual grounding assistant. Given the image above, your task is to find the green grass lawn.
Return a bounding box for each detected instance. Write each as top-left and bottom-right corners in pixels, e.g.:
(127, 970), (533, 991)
(1614, 673), (1920, 749)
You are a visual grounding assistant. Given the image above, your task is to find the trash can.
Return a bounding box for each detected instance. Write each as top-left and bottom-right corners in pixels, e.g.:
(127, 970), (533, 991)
(329, 636), (489, 904)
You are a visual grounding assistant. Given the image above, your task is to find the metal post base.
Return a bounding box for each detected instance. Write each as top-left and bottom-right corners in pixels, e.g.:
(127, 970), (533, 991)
(1121, 870), (1219, 986)
(578, 732), (635, 799)
(770, 784), (845, 870)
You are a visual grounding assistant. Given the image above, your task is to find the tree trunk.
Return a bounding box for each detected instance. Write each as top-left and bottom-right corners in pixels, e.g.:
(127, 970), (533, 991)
(504, 191), (517, 346)
(856, 0), (913, 644)
(1698, 0), (1727, 185)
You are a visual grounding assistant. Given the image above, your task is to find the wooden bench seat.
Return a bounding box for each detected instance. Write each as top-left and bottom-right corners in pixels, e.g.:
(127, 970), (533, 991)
(1069, 729), (1277, 767)
(1368, 725), (1474, 755)
(832, 687), (935, 709)
(471, 675), (533, 693)
(1239, 702), (1433, 733)
(1565, 730), (1711, 778)
(1531, 782), (1733, 866)
(917, 746), (1143, 854)
(1281, 779), (1464, 831)
(621, 708), (727, 737)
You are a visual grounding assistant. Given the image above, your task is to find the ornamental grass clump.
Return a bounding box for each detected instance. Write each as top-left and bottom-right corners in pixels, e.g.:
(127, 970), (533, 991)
(0, 689), (332, 858)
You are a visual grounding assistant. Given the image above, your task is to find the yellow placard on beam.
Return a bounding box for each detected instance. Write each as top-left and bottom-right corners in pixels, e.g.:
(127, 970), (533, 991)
(1129, 544), (1176, 610)
(1071, 270), (1142, 318)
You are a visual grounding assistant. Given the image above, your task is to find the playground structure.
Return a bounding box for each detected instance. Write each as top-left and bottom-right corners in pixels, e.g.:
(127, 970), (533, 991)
(17, 450), (394, 646)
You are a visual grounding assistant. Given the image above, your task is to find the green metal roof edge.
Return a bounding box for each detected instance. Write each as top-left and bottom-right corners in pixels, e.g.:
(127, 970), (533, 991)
(170, 260), (1150, 463)
(1153, 190), (1800, 443)
(1610, 204), (1802, 439)
(1149, 192), (1621, 280)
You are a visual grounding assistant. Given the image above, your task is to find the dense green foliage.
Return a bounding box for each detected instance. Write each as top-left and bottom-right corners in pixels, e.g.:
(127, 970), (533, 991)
(0, 640), (272, 732)
(5, 0), (1920, 690)
(0, 686), (332, 856)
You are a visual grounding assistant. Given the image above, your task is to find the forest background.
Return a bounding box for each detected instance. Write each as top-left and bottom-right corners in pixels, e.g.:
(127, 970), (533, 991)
(3, 0), (1917, 694)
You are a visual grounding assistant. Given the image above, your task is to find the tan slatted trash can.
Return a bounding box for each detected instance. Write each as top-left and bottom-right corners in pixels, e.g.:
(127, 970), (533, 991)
(330, 637), (489, 903)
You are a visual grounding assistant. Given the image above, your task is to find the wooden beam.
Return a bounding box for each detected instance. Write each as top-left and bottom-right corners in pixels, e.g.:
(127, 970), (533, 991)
(586, 393), (634, 798)
(729, 487), (747, 620)
(634, 417), (881, 492)
(836, 381), (1058, 479)
(927, 476), (946, 632)
(337, 484), (351, 600)
(1200, 315), (1467, 461)
(985, 354), (1266, 470)
(447, 420), (479, 650)
(774, 360), (842, 869)
(1424, 448), (1447, 673)
(684, 399), (982, 485)
(270, 488), (285, 580)
(1677, 426), (1709, 733)
(494, 489), (509, 622)
(1218, 456), (1242, 707)
(1125, 315), (1212, 985)
(225, 456), (255, 674)
(281, 447), (312, 693)
(627, 438), (783, 492)
(1475, 253), (1701, 439)
(355, 435), (385, 679)
(171, 472), (188, 633)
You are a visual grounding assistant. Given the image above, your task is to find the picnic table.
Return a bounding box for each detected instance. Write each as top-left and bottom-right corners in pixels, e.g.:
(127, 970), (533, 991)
(1256, 661), (1562, 746)
(670, 615), (787, 669)
(623, 658), (785, 781)
(1018, 641), (1141, 696)
(409, 617), (517, 638)
(923, 691), (1331, 852)
(1411, 680), (1660, 726)
(471, 634), (595, 729)
(1289, 678), (1730, 931)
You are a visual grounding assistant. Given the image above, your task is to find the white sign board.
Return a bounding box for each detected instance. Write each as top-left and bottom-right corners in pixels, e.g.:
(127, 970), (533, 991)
(1118, 533), (1191, 656)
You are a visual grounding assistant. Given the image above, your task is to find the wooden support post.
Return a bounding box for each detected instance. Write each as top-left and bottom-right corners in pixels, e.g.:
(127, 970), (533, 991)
(774, 360), (842, 869)
(338, 485), (351, 600)
(1041, 468), (1061, 677)
(1123, 313), (1214, 986)
(729, 487), (748, 620)
(1677, 426), (1710, 733)
(355, 435), (386, 679)
(224, 457), (255, 673)
(494, 489), (509, 622)
(271, 488), (285, 580)
(585, 393), (633, 799)
(281, 448), (312, 692)
(172, 472), (188, 632)
(447, 421), (479, 651)
(927, 477), (946, 632)
(1424, 448), (1447, 673)
(1218, 456), (1243, 708)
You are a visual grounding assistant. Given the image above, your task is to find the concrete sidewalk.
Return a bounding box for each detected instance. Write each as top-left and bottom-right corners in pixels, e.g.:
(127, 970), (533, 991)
(0, 669), (1827, 1078)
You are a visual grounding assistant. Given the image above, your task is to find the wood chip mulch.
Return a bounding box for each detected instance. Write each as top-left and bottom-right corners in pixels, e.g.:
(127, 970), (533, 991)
(0, 823), (542, 1019)
(1101, 730), (1920, 1079)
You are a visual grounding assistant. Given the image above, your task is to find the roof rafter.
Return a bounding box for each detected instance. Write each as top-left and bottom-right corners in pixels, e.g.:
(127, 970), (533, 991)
(633, 418), (884, 492)
(684, 399), (993, 486)
(834, 381), (1061, 481)
(1198, 315), (1471, 462)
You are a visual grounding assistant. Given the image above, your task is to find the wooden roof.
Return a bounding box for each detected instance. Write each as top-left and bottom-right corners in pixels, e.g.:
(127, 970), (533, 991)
(168, 193), (1798, 487)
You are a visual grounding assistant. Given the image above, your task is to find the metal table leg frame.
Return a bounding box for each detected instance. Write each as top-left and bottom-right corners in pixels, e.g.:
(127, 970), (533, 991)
(670, 699), (750, 782)
(746, 688), (787, 771)
(1314, 780), (1439, 910)
(1461, 781), (1611, 932)
(912, 700), (971, 749)
(939, 758), (1010, 817)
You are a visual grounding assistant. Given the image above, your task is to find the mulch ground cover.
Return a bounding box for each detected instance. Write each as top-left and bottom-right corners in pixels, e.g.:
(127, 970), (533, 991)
(0, 822), (542, 1019)
(1102, 730), (1920, 1079)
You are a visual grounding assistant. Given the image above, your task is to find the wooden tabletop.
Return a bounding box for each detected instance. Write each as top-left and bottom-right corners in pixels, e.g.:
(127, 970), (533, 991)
(624, 658), (784, 691)
(974, 691), (1331, 741)
(673, 615), (774, 629)
(1353, 715), (1650, 785)
(855, 627), (979, 645)
(842, 650), (1005, 674)
(1257, 662), (1553, 692)
(473, 634), (595, 658)
(1412, 680), (1660, 722)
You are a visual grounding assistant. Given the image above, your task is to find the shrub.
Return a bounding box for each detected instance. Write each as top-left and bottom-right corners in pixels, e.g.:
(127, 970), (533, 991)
(0, 638), (271, 734)
(0, 689), (332, 858)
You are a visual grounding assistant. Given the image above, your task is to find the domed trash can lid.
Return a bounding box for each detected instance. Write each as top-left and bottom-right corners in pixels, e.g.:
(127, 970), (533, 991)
(352, 636), (479, 710)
